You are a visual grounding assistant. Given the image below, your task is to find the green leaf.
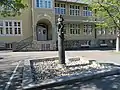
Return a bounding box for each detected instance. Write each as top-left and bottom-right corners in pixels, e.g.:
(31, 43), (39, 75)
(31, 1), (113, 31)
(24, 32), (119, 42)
(0, 0), (28, 17)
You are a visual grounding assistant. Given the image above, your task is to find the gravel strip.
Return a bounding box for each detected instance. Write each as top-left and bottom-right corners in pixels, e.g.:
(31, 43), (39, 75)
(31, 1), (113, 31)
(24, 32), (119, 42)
(31, 59), (118, 83)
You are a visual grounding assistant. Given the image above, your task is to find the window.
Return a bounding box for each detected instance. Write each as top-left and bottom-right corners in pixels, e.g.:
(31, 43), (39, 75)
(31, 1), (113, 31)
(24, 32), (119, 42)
(84, 24), (92, 35)
(14, 21), (22, 35)
(10, 28), (12, 34)
(36, 0), (39, 7)
(69, 24), (80, 34)
(45, 1), (47, 8)
(18, 28), (21, 34)
(40, 0), (43, 8)
(98, 27), (106, 35)
(5, 43), (12, 49)
(108, 27), (117, 35)
(69, 5), (80, 16)
(0, 21), (3, 35)
(36, 0), (52, 8)
(14, 22), (17, 26)
(9, 22), (12, 26)
(5, 22), (8, 26)
(0, 28), (3, 34)
(5, 27), (10, 35)
(83, 6), (92, 16)
(0, 21), (3, 26)
(15, 28), (17, 34)
(0, 20), (22, 36)
(18, 22), (20, 26)
(55, 3), (66, 15)
(48, 1), (51, 8)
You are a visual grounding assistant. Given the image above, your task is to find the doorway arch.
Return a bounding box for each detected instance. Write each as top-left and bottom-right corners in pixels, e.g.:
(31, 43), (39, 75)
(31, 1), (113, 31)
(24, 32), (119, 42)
(36, 19), (52, 41)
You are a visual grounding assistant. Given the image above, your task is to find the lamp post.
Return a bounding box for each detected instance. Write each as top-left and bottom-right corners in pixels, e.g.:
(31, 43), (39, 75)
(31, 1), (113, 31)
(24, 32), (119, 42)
(57, 15), (65, 64)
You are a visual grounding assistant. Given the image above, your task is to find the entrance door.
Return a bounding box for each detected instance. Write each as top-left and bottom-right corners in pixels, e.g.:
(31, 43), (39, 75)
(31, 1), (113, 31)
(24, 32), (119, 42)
(37, 26), (47, 41)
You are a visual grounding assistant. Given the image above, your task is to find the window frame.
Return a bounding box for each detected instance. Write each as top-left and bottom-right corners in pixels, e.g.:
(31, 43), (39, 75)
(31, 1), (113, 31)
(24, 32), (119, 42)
(83, 6), (92, 17)
(84, 24), (92, 35)
(35, 0), (52, 9)
(69, 24), (81, 34)
(55, 3), (66, 15)
(98, 27), (106, 35)
(0, 21), (4, 35)
(108, 27), (117, 35)
(69, 4), (80, 16)
(0, 20), (22, 36)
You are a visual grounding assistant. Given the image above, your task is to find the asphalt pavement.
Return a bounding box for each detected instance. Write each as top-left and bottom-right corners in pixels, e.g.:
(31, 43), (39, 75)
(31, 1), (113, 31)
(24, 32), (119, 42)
(0, 50), (120, 90)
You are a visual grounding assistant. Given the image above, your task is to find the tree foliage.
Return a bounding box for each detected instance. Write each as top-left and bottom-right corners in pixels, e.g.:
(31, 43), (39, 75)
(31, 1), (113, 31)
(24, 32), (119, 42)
(89, 0), (120, 33)
(0, 0), (27, 17)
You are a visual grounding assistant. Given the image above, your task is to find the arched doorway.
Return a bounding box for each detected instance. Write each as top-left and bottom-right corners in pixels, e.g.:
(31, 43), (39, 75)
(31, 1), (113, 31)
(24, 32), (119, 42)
(36, 19), (52, 41)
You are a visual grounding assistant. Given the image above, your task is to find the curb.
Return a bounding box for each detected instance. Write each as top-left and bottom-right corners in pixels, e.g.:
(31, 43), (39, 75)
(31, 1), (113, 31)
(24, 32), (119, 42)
(23, 65), (120, 90)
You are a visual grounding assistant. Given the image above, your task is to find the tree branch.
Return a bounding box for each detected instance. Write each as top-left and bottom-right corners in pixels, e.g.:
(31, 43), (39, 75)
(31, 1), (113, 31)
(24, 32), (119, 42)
(98, 1), (120, 31)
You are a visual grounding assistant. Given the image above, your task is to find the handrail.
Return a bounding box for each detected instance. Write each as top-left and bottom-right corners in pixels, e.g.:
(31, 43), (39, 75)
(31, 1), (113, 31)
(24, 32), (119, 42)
(13, 36), (33, 51)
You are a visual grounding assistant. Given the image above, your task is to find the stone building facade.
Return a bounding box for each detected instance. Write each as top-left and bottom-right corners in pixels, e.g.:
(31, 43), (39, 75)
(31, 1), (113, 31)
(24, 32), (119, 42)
(0, 0), (117, 51)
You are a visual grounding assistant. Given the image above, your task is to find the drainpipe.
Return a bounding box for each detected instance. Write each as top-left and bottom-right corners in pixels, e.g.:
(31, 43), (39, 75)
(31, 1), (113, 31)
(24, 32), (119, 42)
(31, 0), (35, 41)
(94, 9), (98, 48)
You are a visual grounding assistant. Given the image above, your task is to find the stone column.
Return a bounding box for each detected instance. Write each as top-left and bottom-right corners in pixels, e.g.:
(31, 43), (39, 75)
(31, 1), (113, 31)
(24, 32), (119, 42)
(116, 35), (120, 52)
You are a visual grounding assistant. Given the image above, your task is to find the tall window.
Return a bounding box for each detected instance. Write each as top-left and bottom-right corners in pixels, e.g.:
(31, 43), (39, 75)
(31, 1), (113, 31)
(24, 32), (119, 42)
(0, 21), (3, 35)
(69, 5), (80, 16)
(55, 3), (66, 15)
(0, 20), (22, 36)
(48, 1), (51, 8)
(69, 24), (80, 34)
(83, 6), (92, 16)
(108, 27), (117, 35)
(84, 24), (92, 35)
(14, 21), (22, 35)
(98, 27), (106, 35)
(5, 21), (13, 35)
(36, 0), (52, 8)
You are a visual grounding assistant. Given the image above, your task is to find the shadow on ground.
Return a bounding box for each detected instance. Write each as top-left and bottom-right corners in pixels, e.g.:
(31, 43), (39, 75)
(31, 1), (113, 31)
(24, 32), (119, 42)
(0, 67), (14, 90)
(25, 61), (120, 90)
(0, 65), (23, 90)
(44, 75), (120, 90)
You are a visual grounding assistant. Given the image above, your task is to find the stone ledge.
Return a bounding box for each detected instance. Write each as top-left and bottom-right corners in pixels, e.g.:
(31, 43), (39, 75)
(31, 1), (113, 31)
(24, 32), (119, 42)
(23, 68), (120, 90)
(22, 57), (59, 89)
(22, 57), (120, 90)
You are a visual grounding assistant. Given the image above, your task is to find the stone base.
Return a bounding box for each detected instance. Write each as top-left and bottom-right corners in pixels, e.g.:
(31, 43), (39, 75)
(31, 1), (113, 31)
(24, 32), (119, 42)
(22, 57), (120, 90)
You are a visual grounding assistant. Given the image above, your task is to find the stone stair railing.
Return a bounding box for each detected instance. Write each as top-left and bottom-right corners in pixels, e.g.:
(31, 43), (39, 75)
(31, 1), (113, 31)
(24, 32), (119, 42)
(12, 36), (33, 52)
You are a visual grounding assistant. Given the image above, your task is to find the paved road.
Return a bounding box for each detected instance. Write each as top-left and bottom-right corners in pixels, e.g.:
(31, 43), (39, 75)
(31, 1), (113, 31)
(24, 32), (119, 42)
(0, 50), (120, 90)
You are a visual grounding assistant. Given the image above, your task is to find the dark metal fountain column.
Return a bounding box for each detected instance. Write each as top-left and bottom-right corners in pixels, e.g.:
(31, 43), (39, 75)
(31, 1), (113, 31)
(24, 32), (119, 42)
(57, 15), (65, 64)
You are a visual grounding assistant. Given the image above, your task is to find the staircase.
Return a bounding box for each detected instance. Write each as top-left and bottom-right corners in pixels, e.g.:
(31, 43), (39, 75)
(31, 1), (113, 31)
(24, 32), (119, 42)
(12, 36), (33, 52)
